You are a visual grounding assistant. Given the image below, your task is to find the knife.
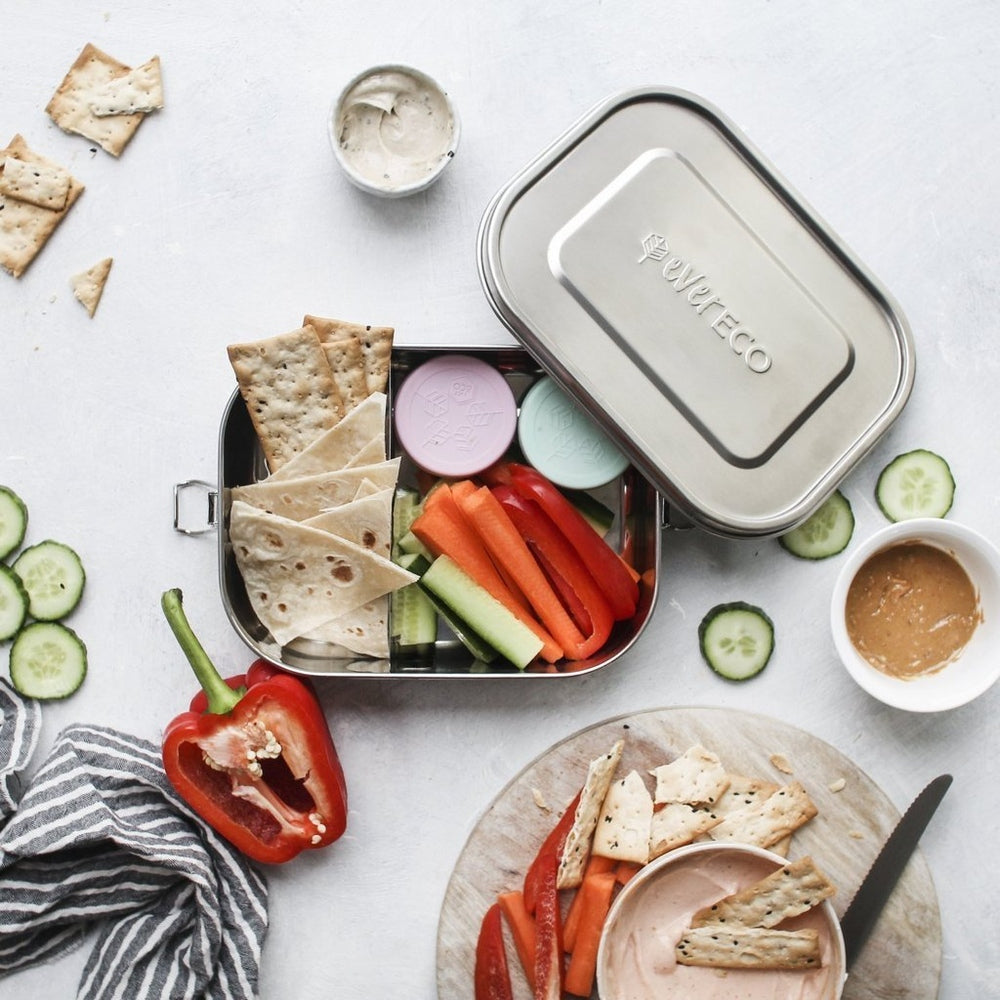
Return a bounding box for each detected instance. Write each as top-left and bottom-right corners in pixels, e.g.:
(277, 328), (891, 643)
(840, 773), (952, 968)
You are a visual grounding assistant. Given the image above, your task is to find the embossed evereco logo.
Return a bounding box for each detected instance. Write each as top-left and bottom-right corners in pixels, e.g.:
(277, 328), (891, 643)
(638, 232), (772, 374)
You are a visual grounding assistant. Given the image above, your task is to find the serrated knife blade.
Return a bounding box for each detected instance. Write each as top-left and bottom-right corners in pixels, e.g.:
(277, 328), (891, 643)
(840, 773), (952, 969)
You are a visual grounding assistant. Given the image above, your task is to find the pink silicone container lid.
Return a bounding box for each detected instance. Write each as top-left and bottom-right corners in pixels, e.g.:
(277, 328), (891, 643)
(393, 354), (517, 477)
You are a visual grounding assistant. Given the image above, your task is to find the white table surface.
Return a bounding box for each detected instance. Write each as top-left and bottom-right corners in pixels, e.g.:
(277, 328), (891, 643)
(4, 2), (999, 997)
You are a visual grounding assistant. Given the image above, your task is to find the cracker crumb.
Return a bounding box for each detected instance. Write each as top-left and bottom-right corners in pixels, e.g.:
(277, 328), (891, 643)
(769, 753), (794, 775)
(531, 787), (550, 812)
(849, 830), (865, 840)
(828, 777), (847, 793)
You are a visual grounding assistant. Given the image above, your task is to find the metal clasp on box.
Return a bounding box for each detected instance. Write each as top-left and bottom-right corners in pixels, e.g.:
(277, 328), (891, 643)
(173, 480), (219, 535)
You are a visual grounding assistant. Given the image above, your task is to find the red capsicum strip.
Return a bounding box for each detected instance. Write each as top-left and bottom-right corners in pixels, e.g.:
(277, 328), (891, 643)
(523, 789), (581, 914)
(505, 463), (639, 621)
(493, 486), (614, 660)
(474, 902), (515, 1000)
(532, 851), (564, 1000)
(160, 588), (348, 865)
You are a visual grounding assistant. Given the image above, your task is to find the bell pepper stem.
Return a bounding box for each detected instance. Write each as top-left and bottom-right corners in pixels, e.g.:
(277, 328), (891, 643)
(161, 588), (244, 715)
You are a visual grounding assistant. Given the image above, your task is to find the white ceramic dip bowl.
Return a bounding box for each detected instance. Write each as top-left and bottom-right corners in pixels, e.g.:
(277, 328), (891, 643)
(830, 518), (1000, 712)
(596, 842), (846, 1000)
(329, 64), (459, 197)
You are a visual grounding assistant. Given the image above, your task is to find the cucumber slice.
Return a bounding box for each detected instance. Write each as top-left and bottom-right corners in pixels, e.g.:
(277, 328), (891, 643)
(0, 566), (29, 641)
(0, 486), (28, 561)
(419, 555), (543, 669)
(9, 620), (87, 699)
(876, 449), (955, 521)
(13, 540), (86, 620)
(698, 602), (774, 681)
(779, 490), (854, 560)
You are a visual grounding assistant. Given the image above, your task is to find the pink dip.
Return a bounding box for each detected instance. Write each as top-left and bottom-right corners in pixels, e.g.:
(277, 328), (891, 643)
(598, 846), (843, 1000)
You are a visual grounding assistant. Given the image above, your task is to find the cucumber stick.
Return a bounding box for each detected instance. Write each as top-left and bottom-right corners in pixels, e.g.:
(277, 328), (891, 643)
(13, 540), (86, 621)
(0, 487), (28, 561)
(779, 490), (854, 560)
(391, 552), (438, 647)
(9, 621), (87, 699)
(420, 555), (543, 669)
(0, 566), (29, 642)
(699, 602), (774, 681)
(876, 449), (955, 521)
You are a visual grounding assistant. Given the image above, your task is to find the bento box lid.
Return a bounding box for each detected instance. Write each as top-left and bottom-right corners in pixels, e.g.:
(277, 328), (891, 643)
(478, 87), (915, 537)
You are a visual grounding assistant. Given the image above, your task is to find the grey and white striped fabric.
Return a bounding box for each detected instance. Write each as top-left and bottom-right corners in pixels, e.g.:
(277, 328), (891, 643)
(0, 680), (269, 999)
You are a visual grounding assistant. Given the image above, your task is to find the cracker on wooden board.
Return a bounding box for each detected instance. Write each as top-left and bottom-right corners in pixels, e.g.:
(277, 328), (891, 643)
(676, 925), (821, 970)
(71, 257), (113, 316)
(708, 781), (818, 850)
(648, 802), (723, 859)
(592, 769), (653, 864)
(0, 135), (85, 278)
(228, 500), (416, 647)
(227, 327), (346, 471)
(46, 43), (153, 156)
(690, 855), (836, 930)
(231, 461), (401, 521)
(651, 744), (730, 807)
(304, 314), (394, 396)
(556, 739), (624, 889)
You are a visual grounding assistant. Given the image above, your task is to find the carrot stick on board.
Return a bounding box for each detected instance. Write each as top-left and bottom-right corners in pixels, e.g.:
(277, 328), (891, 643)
(563, 870), (618, 997)
(458, 486), (586, 659)
(411, 484), (562, 662)
(497, 890), (536, 991)
(562, 855), (618, 952)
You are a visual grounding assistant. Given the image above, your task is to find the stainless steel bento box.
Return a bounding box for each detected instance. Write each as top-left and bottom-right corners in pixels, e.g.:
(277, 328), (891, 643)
(188, 85), (914, 680)
(209, 345), (662, 678)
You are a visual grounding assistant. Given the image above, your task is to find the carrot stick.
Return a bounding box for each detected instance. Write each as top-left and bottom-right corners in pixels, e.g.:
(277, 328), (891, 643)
(615, 860), (642, 885)
(458, 486), (586, 659)
(563, 871), (617, 997)
(562, 855), (617, 952)
(497, 890), (536, 991)
(411, 486), (562, 662)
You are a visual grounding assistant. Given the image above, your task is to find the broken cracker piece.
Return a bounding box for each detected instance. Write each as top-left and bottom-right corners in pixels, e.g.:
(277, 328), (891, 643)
(0, 155), (72, 211)
(46, 43), (149, 155)
(0, 135), (85, 278)
(652, 745), (730, 807)
(592, 769), (653, 865)
(708, 782), (818, 850)
(89, 56), (164, 116)
(71, 256), (113, 316)
(676, 925), (822, 970)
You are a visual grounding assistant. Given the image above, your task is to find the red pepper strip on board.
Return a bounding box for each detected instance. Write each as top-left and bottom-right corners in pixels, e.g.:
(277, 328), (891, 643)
(523, 789), (582, 914)
(505, 463), (639, 621)
(532, 851), (564, 1000)
(160, 589), (348, 865)
(474, 902), (515, 1000)
(493, 485), (614, 660)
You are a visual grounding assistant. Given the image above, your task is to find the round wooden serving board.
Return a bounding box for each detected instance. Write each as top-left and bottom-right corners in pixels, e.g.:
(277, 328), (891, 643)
(437, 707), (941, 1000)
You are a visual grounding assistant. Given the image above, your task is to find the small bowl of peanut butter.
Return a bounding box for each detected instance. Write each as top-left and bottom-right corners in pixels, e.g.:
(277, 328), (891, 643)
(831, 518), (1000, 711)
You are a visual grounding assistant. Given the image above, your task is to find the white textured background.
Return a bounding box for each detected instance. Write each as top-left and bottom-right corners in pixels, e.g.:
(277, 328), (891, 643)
(3, 2), (999, 997)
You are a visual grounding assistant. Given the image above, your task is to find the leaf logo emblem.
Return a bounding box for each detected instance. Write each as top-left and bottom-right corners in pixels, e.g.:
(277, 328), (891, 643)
(638, 233), (669, 263)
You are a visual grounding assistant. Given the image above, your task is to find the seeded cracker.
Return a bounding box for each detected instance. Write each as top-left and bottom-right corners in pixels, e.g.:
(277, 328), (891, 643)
(651, 745), (730, 806)
(0, 156), (72, 211)
(227, 327), (346, 471)
(46, 44), (154, 156)
(304, 314), (395, 396)
(690, 856), (836, 930)
(592, 769), (653, 864)
(556, 739), (624, 889)
(71, 257), (113, 316)
(708, 781), (818, 850)
(0, 136), (85, 278)
(676, 925), (822, 970)
(648, 802), (723, 859)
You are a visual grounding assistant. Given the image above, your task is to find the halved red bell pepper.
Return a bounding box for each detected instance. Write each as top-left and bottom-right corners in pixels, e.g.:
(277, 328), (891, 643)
(475, 902), (515, 1000)
(493, 485), (614, 660)
(160, 589), (348, 865)
(505, 463), (639, 621)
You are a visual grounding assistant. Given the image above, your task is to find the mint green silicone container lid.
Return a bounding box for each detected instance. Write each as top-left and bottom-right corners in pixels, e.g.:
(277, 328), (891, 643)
(517, 376), (629, 489)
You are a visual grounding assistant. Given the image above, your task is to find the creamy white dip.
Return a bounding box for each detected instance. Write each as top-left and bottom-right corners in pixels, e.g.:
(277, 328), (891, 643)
(599, 848), (843, 1000)
(334, 67), (457, 195)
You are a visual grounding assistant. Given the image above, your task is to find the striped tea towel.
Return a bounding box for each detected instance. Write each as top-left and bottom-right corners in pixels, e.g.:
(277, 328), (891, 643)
(0, 689), (269, 1000)
(0, 678), (40, 823)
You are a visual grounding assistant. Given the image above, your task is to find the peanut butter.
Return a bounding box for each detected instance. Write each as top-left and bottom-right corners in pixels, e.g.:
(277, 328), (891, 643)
(845, 541), (981, 679)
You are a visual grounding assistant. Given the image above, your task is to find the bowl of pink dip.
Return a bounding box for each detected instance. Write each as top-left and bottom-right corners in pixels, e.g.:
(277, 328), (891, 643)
(597, 842), (846, 1000)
